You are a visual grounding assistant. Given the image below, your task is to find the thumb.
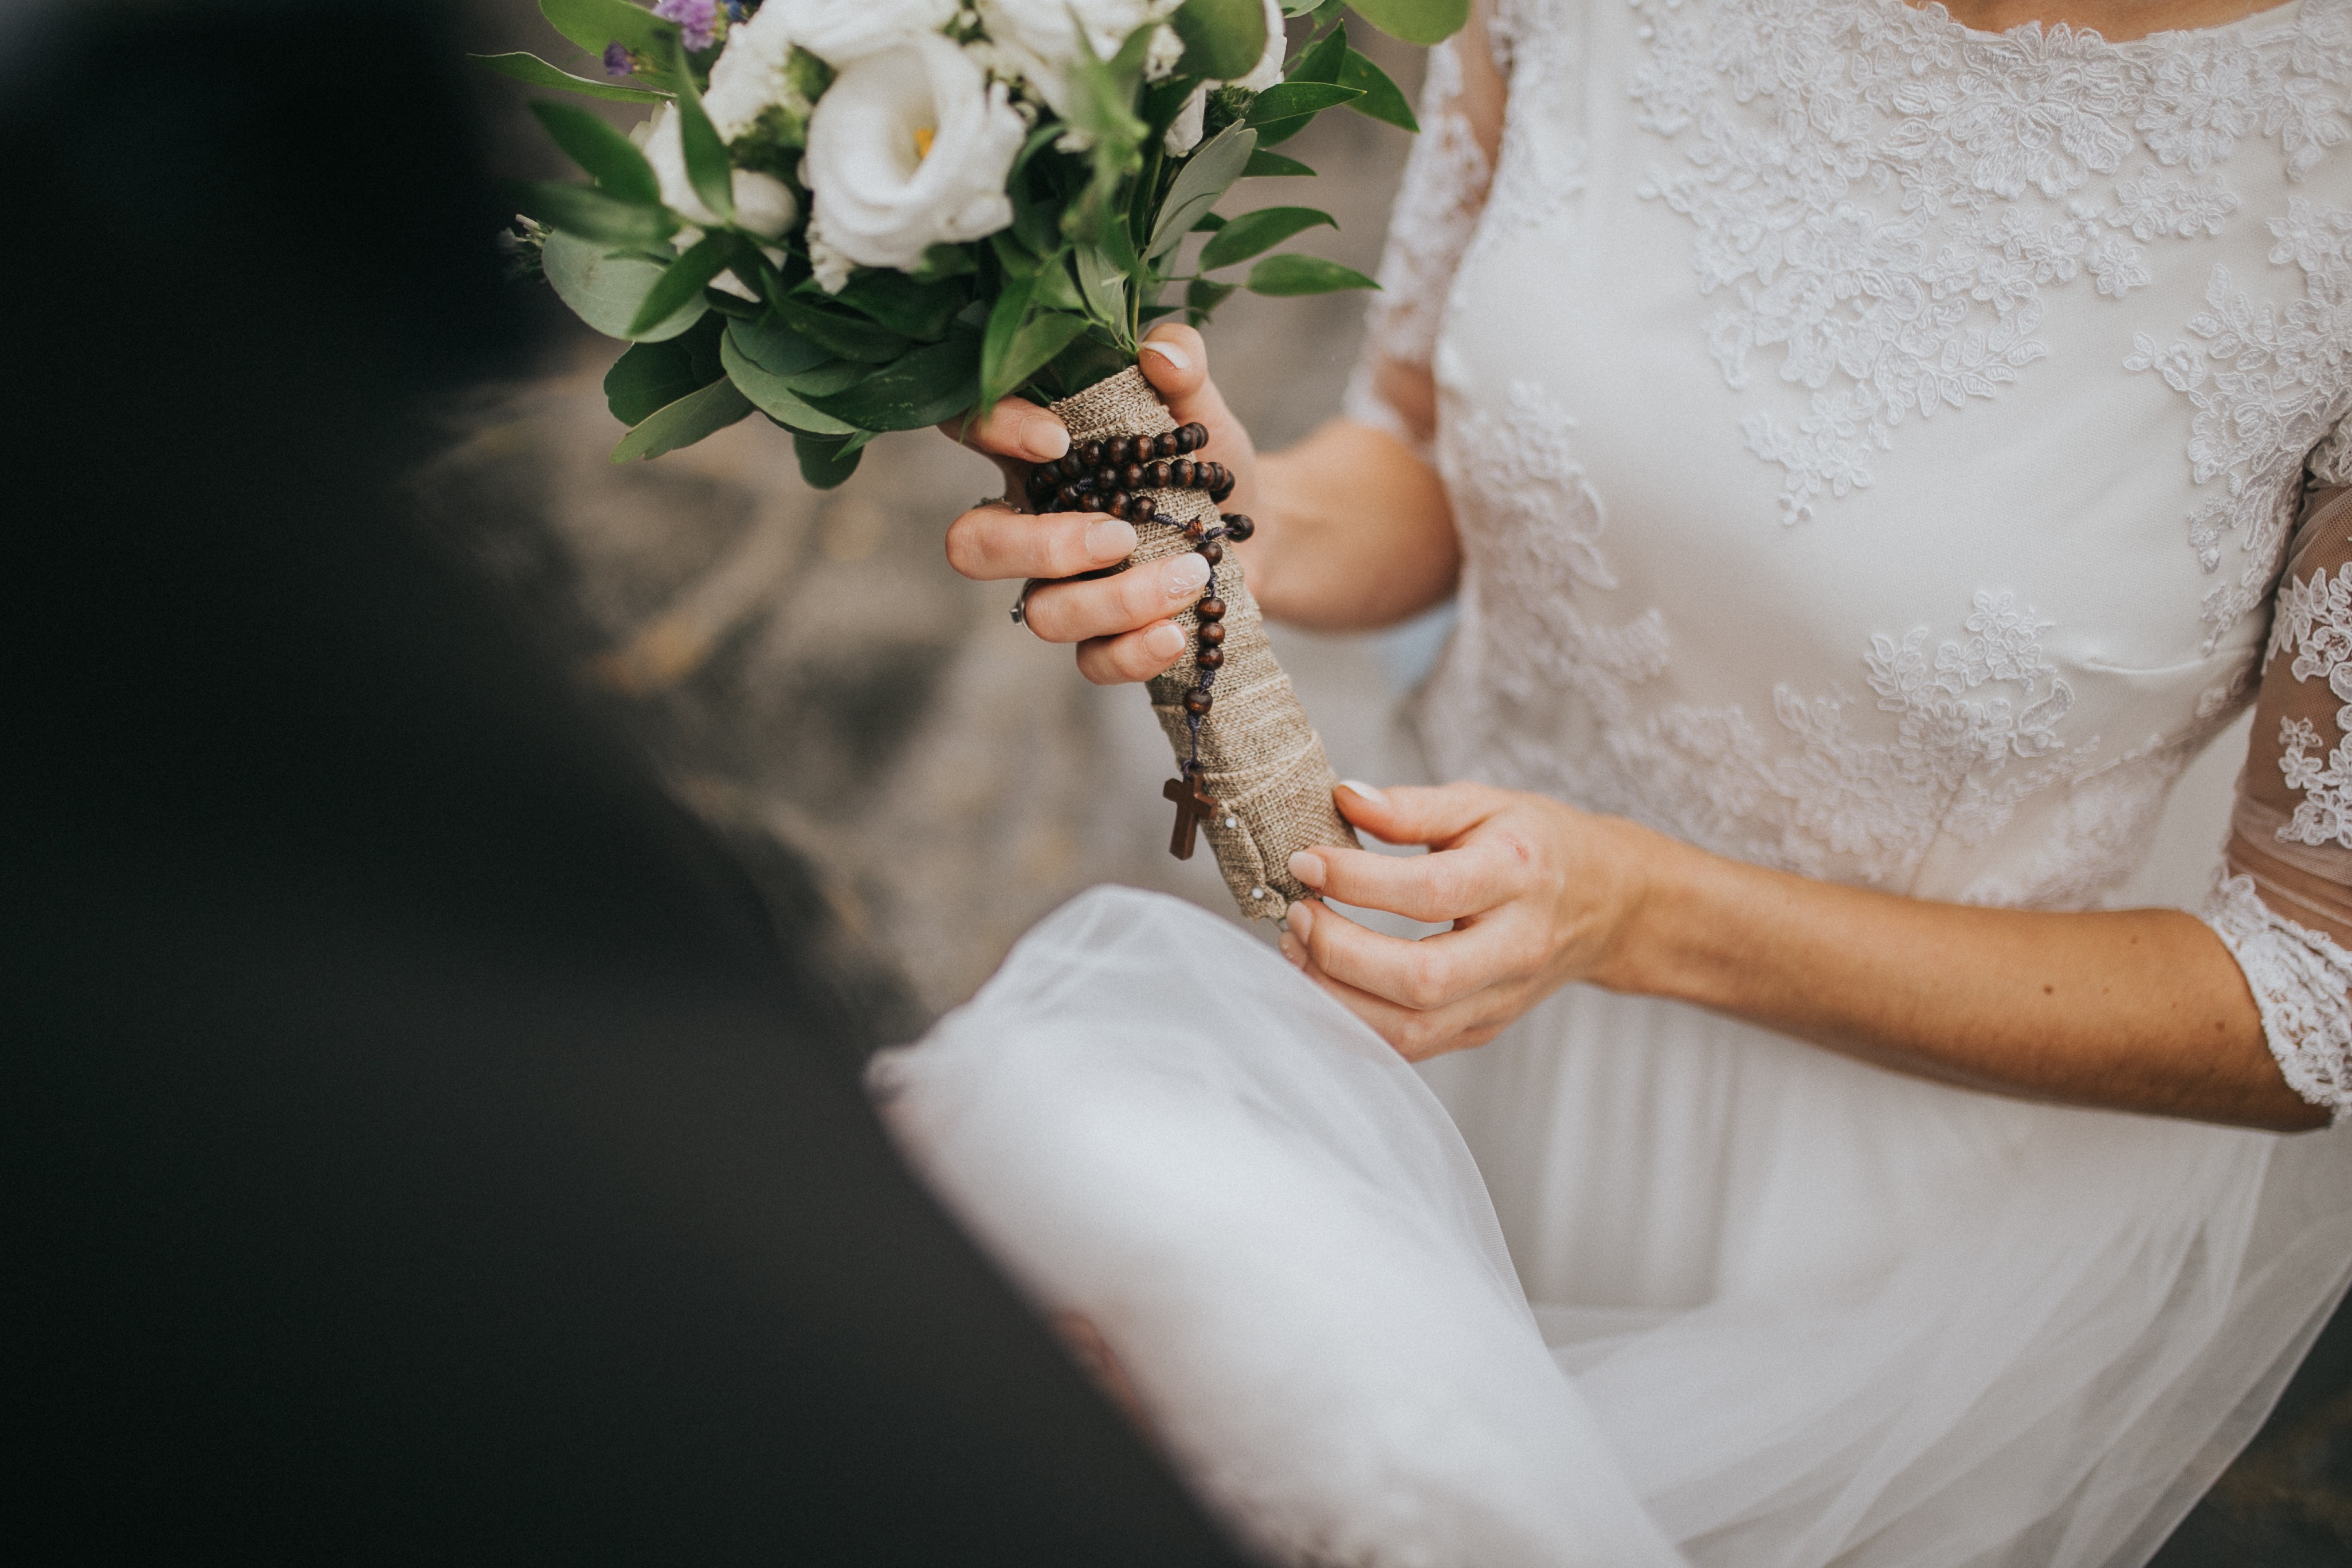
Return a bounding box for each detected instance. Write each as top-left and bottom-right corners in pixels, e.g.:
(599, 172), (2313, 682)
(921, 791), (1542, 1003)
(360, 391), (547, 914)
(1335, 780), (1506, 849)
(1138, 324), (1240, 443)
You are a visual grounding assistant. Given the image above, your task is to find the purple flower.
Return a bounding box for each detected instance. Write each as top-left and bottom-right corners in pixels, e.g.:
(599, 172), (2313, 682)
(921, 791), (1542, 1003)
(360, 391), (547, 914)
(602, 41), (634, 76)
(654, 0), (719, 52)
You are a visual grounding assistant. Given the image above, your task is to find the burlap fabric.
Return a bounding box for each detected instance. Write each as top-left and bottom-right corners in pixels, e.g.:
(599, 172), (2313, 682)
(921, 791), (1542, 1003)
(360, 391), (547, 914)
(1048, 367), (1357, 920)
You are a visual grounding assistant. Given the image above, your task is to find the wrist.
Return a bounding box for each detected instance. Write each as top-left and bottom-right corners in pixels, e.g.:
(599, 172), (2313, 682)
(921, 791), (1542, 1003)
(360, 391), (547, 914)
(1584, 821), (1749, 1004)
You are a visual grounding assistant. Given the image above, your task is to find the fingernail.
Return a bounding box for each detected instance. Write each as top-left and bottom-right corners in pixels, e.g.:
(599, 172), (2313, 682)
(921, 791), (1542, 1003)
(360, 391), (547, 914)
(1286, 900), (1316, 941)
(1023, 413), (1070, 461)
(1144, 621), (1185, 659)
(1085, 518), (1137, 560)
(1288, 850), (1326, 889)
(1164, 552), (1211, 597)
(1278, 932), (1307, 969)
(1337, 779), (1389, 807)
(1141, 339), (1193, 373)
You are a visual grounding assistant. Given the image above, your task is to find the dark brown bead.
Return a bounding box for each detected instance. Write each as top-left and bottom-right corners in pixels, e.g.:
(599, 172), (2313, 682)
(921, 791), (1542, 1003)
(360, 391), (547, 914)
(1196, 646), (1225, 669)
(1077, 440), (1103, 468)
(1169, 458), (1195, 488)
(1086, 468), (1110, 492)
(1139, 460), (1163, 488)
(1196, 540), (1224, 566)
(1097, 436), (1123, 465)
(1209, 476), (1236, 505)
(1183, 687), (1213, 716)
(1055, 483), (1082, 509)
(1108, 493), (1131, 519)
(1173, 424), (1202, 453)
(1122, 462), (1144, 489)
(1196, 620), (1226, 647)
(1195, 596), (1225, 621)
(1155, 431), (1178, 459)
(1131, 495), (1157, 523)
(1221, 513), (1255, 541)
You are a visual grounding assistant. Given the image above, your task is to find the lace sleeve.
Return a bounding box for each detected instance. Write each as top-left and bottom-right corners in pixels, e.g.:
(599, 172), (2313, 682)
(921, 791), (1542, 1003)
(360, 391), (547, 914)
(1341, 3), (1504, 456)
(2201, 423), (2352, 1123)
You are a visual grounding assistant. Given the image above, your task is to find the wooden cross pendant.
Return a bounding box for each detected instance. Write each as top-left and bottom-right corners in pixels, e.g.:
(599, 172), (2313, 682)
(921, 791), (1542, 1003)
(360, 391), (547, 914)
(1162, 772), (1221, 861)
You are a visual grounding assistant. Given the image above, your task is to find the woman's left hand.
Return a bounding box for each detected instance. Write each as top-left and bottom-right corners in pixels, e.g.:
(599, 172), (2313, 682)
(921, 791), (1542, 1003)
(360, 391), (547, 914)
(1277, 781), (1665, 1061)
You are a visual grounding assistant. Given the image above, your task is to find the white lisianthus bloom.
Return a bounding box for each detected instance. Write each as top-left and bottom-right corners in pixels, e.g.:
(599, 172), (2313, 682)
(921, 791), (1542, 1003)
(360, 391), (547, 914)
(641, 103), (803, 240)
(975, 0), (1179, 113)
(1163, 0), (1288, 154)
(802, 33), (1025, 288)
(771, 0), (957, 67)
(699, 0), (805, 139)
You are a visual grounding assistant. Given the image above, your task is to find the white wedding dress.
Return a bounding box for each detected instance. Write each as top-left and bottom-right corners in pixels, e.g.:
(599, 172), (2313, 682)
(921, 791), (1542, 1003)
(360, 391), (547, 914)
(873, 3), (2352, 1564)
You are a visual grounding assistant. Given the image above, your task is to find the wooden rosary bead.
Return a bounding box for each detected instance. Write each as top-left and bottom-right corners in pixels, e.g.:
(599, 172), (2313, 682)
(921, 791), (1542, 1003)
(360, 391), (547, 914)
(1119, 462), (1143, 489)
(1174, 423), (1207, 453)
(1183, 687), (1213, 716)
(1209, 472), (1235, 504)
(1196, 539), (1224, 566)
(1221, 513), (1254, 540)
(1169, 458), (1195, 488)
(1130, 495), (1157, 523)
(1196, 646), (1224, 669)
(1155, 431), (1178, 459)
(1197, 619), (1226, 646)
(1195, 596), (1225, 621)
(1055, 483), (1082, 509)
(1107, 493), (1131, 519)
(1077, 440), (1103, 468)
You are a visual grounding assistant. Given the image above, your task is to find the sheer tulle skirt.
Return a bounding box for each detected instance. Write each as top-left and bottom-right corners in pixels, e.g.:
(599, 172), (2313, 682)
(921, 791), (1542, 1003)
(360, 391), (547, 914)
(871, 887), (2352, 1567)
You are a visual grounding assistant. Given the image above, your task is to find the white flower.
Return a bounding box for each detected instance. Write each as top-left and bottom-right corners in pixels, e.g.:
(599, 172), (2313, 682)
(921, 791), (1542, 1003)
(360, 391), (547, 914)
(803, 33), (1025, 286)
(642, 103), (803, 239)
(975, 0), (1178, 112)
(771, 0), (958, 68)
(700, 0), (804, 140)
(1162, 0), (1287, 154)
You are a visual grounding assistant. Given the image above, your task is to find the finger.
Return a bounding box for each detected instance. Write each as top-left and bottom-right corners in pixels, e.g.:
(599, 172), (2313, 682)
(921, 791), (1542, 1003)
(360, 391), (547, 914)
(1275, 927), (1511, 1062)
(1287, 839), (1525, 924)
(943, 396), (1071, 464)
(1286, 897), (1498, 1013)
(1022, 550), (1212, 645)
(1331, 779), (1511, 849)
(1137, 327), (1241, 449)
(1075, 623), (1189, 684)
(944, 506), (1136, 583)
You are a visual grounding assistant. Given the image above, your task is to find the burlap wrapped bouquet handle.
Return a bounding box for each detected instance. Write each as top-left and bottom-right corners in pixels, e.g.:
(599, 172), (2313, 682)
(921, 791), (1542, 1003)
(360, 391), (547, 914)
(1048, 368), (1357, 922)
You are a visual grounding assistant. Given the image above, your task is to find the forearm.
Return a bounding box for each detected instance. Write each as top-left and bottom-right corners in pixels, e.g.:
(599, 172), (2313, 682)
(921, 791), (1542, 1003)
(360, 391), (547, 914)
(1608, 828), (2325, 1131)
(1245, 418), (1459, 633)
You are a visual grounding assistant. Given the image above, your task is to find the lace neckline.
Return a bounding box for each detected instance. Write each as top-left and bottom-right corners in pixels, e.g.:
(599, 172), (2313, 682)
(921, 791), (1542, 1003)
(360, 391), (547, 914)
(1894, 0), (2306, 49)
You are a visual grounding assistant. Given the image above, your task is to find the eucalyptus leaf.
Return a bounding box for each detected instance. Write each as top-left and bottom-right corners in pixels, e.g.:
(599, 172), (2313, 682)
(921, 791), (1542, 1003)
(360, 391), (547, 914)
(1344, 0), (1469, 45)
(626, 230), (743, 335)
(1198, 206), (1337, 271)
(530, 100), (661, 205)
(836, 270), (967, 341)
(1148, 122), (1257, 258)
(604, 317), (723, 425)
(1171, 0), (1269, 80)
(805, 338), (981, 431)
(1244, 253), (1380, 295)
(726, 315), (830, 378)
(720, 332), (857, 434)
(512, 179), (678, 248)
(1286, 23), (1347, 85)
(1241, 148), (1315, 177)
(793, 430), (866, 489)
(773, 296), (911, 363)
(1339, 48), (1418, 131)
(785, 359), (871, 397)
(610, 378), (754, 462)
(542, 229), (705, 339)
(472, 52), (667, 104)
(540, 0), (674, 58)
(672, 41), (734, 223)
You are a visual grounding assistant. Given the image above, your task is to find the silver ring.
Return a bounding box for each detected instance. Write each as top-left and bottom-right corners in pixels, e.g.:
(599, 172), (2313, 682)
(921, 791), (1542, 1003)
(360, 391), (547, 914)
(1009, 577), (1046, 625)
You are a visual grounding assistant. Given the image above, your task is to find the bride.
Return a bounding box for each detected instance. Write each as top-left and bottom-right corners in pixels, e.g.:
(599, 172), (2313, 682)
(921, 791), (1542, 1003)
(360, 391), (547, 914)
(880, 1), (2352, 1562)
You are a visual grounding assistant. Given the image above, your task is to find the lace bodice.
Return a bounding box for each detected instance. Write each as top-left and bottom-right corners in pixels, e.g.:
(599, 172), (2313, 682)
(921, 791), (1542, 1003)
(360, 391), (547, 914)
(1354, 0), (2352, 1115)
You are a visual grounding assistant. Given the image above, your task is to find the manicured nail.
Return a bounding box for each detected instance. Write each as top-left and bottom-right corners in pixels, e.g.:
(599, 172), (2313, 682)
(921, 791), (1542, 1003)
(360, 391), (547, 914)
(1279, 932), (1307, 968)
(1288, 850), (1326, 889)
(1023, 413), (1070, 461)
(1144, 621), (1186, 660)
(1140, 339), (1193, 373)
(1164, 552), (1211, 597)
(1286, 900), (1316, 942)
(1086, 517), (1137, 560)
(1336, 779), (1389, 807)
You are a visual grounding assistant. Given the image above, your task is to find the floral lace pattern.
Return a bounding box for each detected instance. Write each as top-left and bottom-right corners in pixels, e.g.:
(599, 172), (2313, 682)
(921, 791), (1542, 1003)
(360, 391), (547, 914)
(2200, 872), (2352, 1119)
(1362, 39), (1493, 379)
(1628, 0), (2352, 524)
(2266, 557), (2352, 844)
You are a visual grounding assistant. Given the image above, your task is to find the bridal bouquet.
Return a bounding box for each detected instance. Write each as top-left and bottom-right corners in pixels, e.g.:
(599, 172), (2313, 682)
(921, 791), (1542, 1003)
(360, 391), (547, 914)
(483, 0), (1464, 918)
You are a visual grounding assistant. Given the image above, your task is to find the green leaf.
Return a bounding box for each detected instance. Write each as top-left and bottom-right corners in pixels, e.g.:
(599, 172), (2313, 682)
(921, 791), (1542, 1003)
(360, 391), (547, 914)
(1171, 0), (1269, 80)
(793, 431), (866, 489)
(626, 230), (742, 335)
(610, 378), (754, 462)
(726, 315), (830, 379)
(1278, 0), (1323, 13)
(834, 271), (967, 342)
(1193, 211), (1229, 232)
(1042, 327), (1136, 397)
(603, 316), (724, 425)
(672, 39), (734, 223)
(1072, 245), (1127, 330)
(1339, 48), (1418, 131)
(785, 359), (871, 396)
(511, 179), (678, 248)
(1344, 0), (1469, 46)
(530, 100), (661, 205)
(540, 0), (674, 57)
(1243, 253), (1379, 295)
(542, 230), (705, 340)
(1034, 253), (1087, 313)
(1148, 121), (1258, 258)
(1198, 206), (1337, 270)
(998, 311), (1091, 400)
(773, 296), (912, 363)
(1287, 23), (1348, 85)
(720, 331), (858, 434)
(1185, 277), (1239, 323)
(979, 272), (1036, 410)
(471, 52), (667, 104)
(1242, 148), (1315, 177)
(912, 244), (980, 282)
(805, 338), (982, 432)
(1244, 81), (1362, 126)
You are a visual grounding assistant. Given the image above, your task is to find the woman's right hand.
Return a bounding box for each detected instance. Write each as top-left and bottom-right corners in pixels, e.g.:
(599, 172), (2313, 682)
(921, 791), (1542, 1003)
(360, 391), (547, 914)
(939, 324), (1261, 686)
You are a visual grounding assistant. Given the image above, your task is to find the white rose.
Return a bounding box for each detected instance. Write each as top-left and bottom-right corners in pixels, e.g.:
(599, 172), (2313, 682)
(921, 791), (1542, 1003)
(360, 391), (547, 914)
(1163, 0), (1288, 154)
(771, 0), (958, 68)
(699, 0), (802, 140)
(642, 102), (802, 240)
(803, 34), (1026, 285)
(975, 0), (1178, 112)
